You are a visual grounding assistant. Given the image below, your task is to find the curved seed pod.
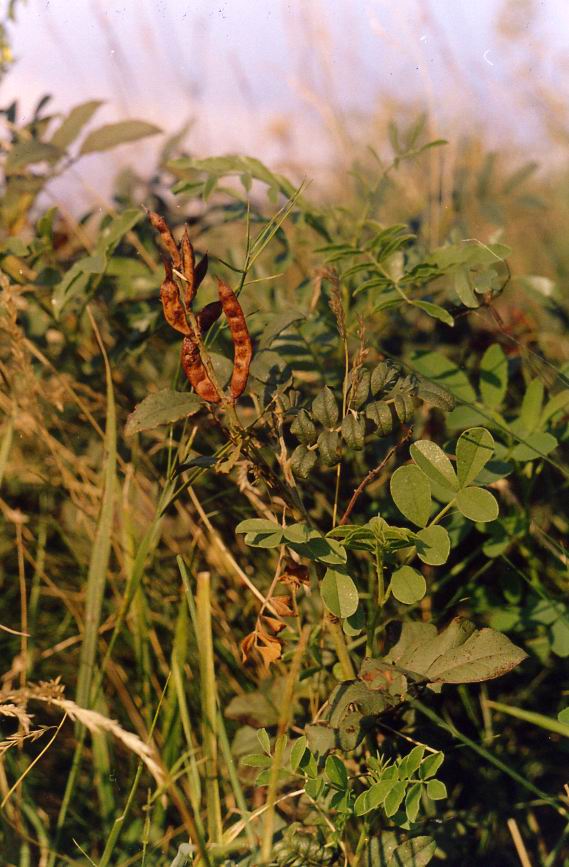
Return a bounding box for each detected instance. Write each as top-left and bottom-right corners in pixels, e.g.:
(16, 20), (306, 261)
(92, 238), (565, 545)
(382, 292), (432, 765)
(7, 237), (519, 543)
(160, 258), (191, 335)
(181, 334), (221, 403)
(194, 252), (209, 290)
(196, 300), (222, 334)
(146, 209), (181, 269)
(217, 278), (253, 400)
(180, 225), (196, 305)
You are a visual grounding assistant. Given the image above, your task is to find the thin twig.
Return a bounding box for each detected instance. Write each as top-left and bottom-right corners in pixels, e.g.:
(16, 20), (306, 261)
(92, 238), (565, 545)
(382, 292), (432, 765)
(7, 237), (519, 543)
(339, 426), (413, 526)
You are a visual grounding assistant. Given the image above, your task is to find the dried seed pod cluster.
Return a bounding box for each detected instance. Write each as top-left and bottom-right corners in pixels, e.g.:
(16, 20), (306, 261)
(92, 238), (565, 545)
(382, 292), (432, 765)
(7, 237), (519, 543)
(147, 210), (253, 404)
(288, 360), (456, 479)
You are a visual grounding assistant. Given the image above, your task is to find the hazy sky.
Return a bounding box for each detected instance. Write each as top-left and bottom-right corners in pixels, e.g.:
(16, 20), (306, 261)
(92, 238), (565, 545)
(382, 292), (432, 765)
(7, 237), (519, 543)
(1, 0), (568, 203)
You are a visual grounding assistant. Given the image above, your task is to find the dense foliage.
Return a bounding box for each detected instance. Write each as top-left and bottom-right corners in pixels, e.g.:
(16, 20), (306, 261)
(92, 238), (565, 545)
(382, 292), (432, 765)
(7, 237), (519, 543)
(1, 96), (568, 866)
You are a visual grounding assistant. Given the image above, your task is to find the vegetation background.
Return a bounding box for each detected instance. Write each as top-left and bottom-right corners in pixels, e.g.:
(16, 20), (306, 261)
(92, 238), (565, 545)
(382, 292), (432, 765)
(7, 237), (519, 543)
(0, 1), (568, 865)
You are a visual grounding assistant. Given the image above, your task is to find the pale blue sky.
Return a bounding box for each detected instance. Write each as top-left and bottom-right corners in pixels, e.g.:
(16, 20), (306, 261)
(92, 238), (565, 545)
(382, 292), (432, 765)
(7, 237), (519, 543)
(1, 0), (568, 204)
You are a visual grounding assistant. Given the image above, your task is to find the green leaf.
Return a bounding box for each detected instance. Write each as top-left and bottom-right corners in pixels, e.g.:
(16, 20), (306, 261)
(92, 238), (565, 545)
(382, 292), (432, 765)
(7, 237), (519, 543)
(416, 526), (450, 566)
(405, 782), (422, 822)
(350, 368), (371, 408)
(411, 350), (477, 404)
(558, 708), (569, 726)
(510, 431), (558, 462)
(341, 414), (366, 450)
(541, 390), (569, 426)
(426, 626), (528, 683)
(236, 518), (281, 534)
(390, 566), (427, 605)
(384, 782), (406, 817)
(426, 779), (447, 800)
(244, 530), (284, 549)
(5, 140), (62, 172)
(454, 267), (479, 308)
(417, 379), (456, 411)
(312, 386), (339, 428)
(486, 701), (569, 739)
(419, 752), (444, 779)
(125, 389), (201, 436)
(389, 836), (437, 867)
(49, 100), (103, 150)
(412, 300), (454, 326)
(321, 569), (359, 618)
(456, 486), (499, 522)
(257, 728), (271, 755)
(371, 361), (398, 395)
(456, 427), (495, 487)
(520, 380), (544, 432)
(258, 310), (304, 350)
(241, 753), (272, 768)
(289, 736), (307, 771)
(79, 120), (161, 154)
(479, 344), (508, 409)
(290, 409), (317, 445)
(290, 445), (317, 479)
(325, 755), (348, 789)
(390, 465), (432, 528)
(410, 440), (459, 492)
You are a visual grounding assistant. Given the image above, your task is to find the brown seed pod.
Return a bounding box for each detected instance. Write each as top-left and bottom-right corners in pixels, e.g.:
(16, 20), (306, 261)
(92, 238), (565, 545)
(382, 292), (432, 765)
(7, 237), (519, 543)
(196, 300), (222, 334)
(181, 334), (221, 403)
(217, 278), (253, 401)
(146, 209), (181, 270)
(159, 258), (191, 335)
(180, 225), (196, 305)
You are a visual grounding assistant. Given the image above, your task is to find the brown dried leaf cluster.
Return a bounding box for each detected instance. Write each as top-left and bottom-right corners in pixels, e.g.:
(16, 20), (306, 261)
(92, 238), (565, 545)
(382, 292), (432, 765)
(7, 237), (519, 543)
(147, 210), (253, 404)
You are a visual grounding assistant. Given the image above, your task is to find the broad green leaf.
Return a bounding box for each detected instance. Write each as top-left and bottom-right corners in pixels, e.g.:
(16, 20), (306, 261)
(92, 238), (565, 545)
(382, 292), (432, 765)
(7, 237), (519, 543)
(321, 568), (359, 618)
(244, 530), (283, 549)
(289, 736), (307, 771)
(479, 344), (508, 410)
(510, 431), (558, 462)
(541, 390), (569, 426)
(416, 526), (450, 566)
(383, 781), (406, 817)
(405, 782), (422, 822)
(426, 627), (528, 683)
(236, 518), (281, 534)
(390, 465), (432, 527)
(367, 780), (399, 812)
(400, 745), (426, 777)
(412, 300), (454, 326)
(411, 350), (477, 404)
(241, 753), (272, 768)
(456, 427), (495, 487)
(389, 836), (437, 867)
(5, 140), (62, 172)
(558, 708), (569, 726)
(258, 310), (304, 350)
(49, 99), (103, 150)
(454, 267), (479, 307)
(282, 522), (312, 543)
(325, 755), (348, 789)
(312, 386), (339, 428)
(419, 752), (444, 779)
(80, 120), (161, 155)
(125, 389), (201, 436)
(456, 486), (498, 522)
(520, 379), (544, 432)
(551, 617), (569, 657)
(426, 779), (447, 800)
(410, 440), (459, 492)
(390, 566), (426, 605)
(417, 379), (456, 411)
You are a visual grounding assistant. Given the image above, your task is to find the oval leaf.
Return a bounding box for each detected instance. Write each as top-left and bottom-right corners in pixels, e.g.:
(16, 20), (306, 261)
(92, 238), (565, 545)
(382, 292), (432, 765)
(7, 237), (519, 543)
(456, 427), (495, 487)
(125, 389), (201, 436)
(479, 344), (508, 410)
(390, 566), (427, 605)
(390, 465), (432, 528)
(80, 120), (161, 155)
(416, 525), (450, 566)
(410, 440), (459, 492)
(456, 486), (499, 522)
(321, 569), (359, 618)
